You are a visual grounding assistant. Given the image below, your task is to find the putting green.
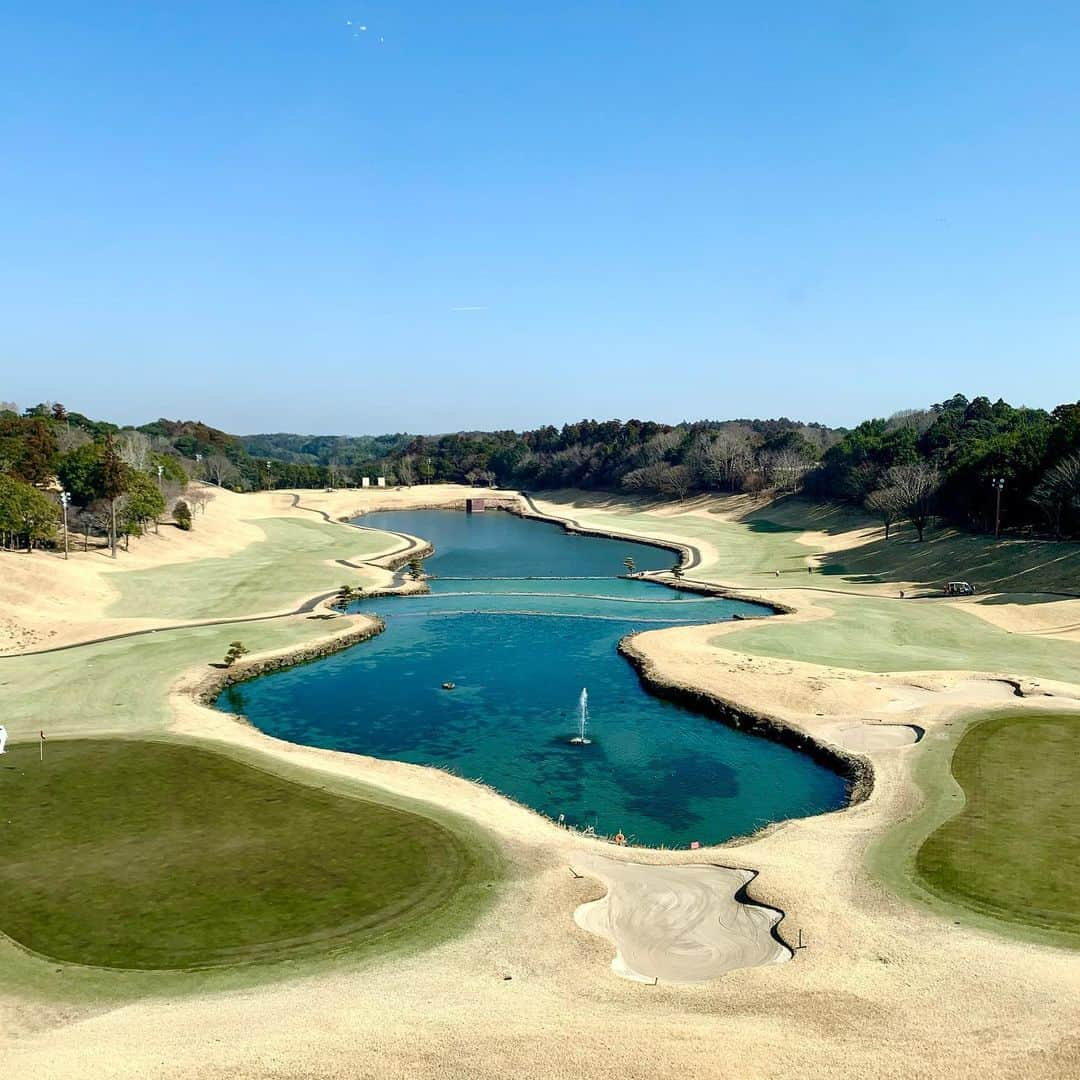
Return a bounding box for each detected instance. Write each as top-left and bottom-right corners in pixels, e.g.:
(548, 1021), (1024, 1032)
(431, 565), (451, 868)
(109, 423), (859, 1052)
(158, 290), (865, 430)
(0, 739), (499, 970)
(913, 713), (1080, 941)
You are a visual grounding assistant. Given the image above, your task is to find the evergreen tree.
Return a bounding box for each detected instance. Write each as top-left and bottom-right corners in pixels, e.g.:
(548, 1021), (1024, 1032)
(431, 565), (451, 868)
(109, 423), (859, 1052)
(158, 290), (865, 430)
(96, 434), (129, 558)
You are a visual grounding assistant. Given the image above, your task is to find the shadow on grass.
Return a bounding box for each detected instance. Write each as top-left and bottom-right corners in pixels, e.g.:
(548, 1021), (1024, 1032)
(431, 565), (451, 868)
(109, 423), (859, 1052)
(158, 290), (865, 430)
(817, 528), (1080, 598)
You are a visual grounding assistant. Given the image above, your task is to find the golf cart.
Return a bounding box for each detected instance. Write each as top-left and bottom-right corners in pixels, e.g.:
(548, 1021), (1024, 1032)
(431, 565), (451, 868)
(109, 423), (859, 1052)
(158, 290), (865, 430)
(944, 581), (975, 596)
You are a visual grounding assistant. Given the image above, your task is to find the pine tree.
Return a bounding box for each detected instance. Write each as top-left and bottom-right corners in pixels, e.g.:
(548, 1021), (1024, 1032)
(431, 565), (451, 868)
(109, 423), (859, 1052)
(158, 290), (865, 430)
(97, 434), (129, 558)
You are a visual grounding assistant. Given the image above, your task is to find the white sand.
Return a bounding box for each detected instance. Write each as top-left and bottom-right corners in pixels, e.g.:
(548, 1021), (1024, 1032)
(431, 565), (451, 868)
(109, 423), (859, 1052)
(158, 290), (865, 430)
(572, 853), (789, 983)
(832, 723), (920, 750)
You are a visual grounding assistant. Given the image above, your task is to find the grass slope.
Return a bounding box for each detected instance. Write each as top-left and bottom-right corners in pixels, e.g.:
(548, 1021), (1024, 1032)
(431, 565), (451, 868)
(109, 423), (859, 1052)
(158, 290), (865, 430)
(913, 713), (1079, 940)
(0, 616), (358, 736)
(0, 739), (500, 970)
(539, 491), (1080, 594)
(106, 517), (399, 620)
(536, 492), (1080, 680)
(718, 594), (1080, 681)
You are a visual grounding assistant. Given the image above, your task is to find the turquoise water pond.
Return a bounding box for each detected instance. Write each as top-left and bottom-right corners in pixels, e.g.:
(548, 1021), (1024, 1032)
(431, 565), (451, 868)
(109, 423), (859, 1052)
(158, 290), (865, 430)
(219, 510), (848, 847)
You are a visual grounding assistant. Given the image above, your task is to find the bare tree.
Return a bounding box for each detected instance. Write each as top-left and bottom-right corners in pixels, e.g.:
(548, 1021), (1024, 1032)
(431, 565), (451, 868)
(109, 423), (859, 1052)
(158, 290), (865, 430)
(865, 486), (904, 540)
(712, 426), (756, 491)
(885, 408), (936, 435)
(70, 506), (99, 551)
(395, 456), (416, 486)
(622, 461), (693, 500)
(326, 457), (342, 489)
(637, 430), (683, 467)
(765, 447), (811, 494)
(85, 500), (114, 550)
(685, 434), (726, 490)
(56, 426), (91, 454)
(117, 430), (152, 471)
(187, 485), (215, 515)
(884, 463), (940, 541)
(204, 454), (238, 488)
(465, 468), (496, 487)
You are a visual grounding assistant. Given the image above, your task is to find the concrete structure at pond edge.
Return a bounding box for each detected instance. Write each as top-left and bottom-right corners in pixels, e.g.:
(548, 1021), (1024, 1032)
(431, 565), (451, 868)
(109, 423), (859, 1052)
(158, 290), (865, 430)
(466, 497), (486, 513)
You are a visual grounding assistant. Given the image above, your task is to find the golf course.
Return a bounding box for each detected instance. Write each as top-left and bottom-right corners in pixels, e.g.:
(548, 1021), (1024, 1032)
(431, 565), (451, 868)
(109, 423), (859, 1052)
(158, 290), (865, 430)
(1, 483), (1077, 1078)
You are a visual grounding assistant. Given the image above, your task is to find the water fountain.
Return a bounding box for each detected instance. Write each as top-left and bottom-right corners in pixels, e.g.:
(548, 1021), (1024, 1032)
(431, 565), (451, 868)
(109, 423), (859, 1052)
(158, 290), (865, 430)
(570, 687), (591, 744)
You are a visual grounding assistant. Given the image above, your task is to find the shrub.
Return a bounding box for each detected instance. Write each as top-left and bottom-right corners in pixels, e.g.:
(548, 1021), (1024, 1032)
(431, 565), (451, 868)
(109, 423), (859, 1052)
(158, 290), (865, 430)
(173, 500), (192, 531)
(223, 641), (249, 667)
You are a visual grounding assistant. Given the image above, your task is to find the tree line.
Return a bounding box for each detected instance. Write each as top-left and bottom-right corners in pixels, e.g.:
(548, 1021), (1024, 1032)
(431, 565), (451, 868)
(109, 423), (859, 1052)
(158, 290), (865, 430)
(372, 398), (1080, 539)
(0, 403), (189, 554)
(3, 393), (1079, 552)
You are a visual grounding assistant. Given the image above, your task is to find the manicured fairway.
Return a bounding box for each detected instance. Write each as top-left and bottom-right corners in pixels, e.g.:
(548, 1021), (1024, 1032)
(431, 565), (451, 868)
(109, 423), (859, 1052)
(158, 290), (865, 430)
(106, 517), (398, 620)
(914, 713), (1080, 940)
(715, 594), (1080, 682)
(0, 739), (497, 970)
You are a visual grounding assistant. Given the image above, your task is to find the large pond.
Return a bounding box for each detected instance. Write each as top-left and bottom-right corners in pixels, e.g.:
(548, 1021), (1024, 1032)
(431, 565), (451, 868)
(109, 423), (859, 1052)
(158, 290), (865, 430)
(219, 510), (848, 847)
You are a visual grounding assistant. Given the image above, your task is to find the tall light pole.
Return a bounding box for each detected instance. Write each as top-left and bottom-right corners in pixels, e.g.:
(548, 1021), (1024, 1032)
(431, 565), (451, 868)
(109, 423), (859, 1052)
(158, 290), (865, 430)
(155, 464), (165, 533)
(59, 490), (71, 560)
(991, 476), (1005, 538)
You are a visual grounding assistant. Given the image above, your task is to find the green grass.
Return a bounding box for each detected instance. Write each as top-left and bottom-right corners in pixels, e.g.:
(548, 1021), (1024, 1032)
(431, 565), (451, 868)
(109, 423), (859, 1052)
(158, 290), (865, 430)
(817, 528), (1080, 594)
(716, 593), (1080, 681)
(539, 491), (1080, 595)
(913, 714), (1080, 939)
(0, 739), (501, 970)
(538, 493), (832, 585)
(537, 491), (1080, 681)
(869, 712), (1080, 948)
(106, 517), (398, 620)
(0, 615), (359, 736)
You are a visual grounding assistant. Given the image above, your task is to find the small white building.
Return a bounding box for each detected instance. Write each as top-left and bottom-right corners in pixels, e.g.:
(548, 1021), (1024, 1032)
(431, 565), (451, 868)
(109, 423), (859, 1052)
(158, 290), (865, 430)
(376, 476), (386, 487)
(361, 477), (371, 488)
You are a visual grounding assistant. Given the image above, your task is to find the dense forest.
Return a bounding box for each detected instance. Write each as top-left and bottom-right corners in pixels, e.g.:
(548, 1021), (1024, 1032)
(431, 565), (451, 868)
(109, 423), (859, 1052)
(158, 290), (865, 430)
(1, 393), (1079, 554)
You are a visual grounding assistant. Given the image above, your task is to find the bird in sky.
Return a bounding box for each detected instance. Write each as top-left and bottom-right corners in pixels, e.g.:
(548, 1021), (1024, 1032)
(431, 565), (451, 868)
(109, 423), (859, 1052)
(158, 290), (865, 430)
(346, 18), (381, 41)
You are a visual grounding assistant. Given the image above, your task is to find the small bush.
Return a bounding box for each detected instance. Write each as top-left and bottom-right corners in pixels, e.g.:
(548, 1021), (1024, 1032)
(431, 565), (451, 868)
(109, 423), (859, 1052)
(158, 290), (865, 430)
(173, 500), (192, 531)
(223, 641), (249, 667)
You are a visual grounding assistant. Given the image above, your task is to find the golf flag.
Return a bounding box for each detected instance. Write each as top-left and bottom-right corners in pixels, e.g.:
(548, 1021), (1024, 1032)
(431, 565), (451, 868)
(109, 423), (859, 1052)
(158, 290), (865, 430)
(39, 729), (45, 761)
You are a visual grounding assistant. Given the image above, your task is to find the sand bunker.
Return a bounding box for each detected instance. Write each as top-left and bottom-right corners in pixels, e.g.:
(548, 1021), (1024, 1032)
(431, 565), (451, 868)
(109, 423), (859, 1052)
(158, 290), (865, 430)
(573, 853), (789, 984)
(833, 722), (921, 750)
(882, 678), (1017, 713)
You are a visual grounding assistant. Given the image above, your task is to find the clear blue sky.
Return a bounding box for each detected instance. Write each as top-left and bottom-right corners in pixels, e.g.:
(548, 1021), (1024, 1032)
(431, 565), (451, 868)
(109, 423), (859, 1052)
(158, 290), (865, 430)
(2, 2), (1078, 434)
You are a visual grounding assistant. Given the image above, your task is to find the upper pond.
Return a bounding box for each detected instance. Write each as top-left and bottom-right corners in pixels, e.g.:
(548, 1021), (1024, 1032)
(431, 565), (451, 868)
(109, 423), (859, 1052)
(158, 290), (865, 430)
(219, 510), (848, 847)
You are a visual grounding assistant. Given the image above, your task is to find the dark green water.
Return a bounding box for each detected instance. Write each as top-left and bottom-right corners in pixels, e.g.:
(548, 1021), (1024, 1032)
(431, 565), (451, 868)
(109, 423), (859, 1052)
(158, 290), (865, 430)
(219, 510), (848, 847)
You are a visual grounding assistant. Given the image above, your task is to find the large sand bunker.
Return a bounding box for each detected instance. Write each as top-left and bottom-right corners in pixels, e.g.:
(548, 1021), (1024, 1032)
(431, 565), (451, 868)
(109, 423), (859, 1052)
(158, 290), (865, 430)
(573, 853), (789, 984)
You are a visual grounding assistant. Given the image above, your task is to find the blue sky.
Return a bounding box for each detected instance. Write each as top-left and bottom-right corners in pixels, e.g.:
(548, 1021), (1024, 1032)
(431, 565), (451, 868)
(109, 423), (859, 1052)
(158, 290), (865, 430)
(2, 2), (1078, 433)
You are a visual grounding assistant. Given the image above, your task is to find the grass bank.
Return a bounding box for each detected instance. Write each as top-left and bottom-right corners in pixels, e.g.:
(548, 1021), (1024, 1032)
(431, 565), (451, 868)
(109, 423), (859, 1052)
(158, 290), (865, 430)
(717, 593), (1080, 681)
(0, 738), (503, 981)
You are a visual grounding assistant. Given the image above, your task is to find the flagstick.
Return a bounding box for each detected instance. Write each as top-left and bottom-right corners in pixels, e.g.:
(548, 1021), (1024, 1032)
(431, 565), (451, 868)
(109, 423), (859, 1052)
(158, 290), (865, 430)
(40, 731), (44, 762)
